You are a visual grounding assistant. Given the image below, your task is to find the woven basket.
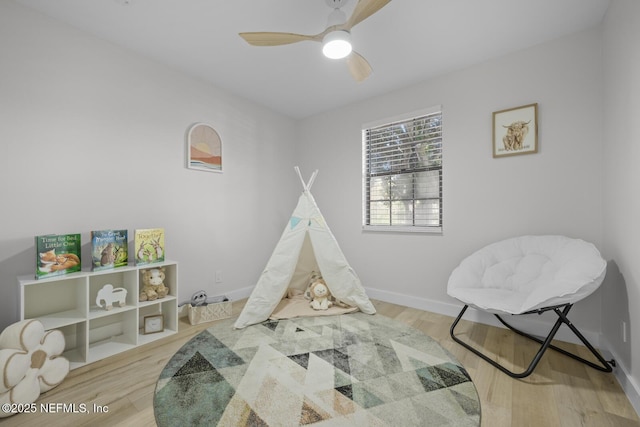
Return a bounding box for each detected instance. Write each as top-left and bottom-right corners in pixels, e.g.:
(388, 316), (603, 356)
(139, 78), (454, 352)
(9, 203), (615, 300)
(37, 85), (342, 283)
(187, 300), (232, 325)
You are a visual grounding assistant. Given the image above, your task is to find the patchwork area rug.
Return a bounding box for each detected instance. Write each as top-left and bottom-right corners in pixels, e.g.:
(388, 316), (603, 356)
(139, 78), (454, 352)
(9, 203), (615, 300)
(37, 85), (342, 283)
(154, 313), (480, 426)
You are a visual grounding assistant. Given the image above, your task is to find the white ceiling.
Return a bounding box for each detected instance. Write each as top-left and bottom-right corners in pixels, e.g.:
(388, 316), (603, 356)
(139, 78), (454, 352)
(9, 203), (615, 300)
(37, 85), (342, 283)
(16, 0), (611, 119)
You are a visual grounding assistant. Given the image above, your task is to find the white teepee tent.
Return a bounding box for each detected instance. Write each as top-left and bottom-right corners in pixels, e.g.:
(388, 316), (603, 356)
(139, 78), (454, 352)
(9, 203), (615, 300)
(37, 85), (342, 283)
(234, 168), (376, 329)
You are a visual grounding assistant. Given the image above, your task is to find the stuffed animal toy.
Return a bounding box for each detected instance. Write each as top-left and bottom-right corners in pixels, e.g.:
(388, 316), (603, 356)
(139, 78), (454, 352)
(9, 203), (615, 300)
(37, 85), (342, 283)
(304, 270), (323, 300)
(190, 290), (208, 306)
(139, 267), (168, 302)
(309, 280), (333, 310)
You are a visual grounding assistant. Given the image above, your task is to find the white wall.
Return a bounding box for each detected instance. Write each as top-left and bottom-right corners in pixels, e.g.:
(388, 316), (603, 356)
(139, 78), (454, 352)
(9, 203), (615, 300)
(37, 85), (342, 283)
(296, 27), (605, 334)
(601, 0), (640, 408)
(0, 2), (298, 329)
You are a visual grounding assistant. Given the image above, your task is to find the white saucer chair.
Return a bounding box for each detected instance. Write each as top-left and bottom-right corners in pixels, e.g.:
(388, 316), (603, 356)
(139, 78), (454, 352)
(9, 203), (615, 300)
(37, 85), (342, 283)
(447, 235), (614, 378)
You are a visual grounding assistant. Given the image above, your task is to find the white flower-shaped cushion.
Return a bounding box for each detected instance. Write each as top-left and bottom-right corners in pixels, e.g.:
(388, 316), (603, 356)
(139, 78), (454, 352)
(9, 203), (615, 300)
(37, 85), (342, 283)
(0, 319), (69, 417)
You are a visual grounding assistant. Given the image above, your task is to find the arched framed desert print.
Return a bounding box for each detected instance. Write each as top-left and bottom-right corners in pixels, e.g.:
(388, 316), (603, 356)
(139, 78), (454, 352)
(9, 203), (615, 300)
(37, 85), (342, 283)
(187, 123), (223, 173)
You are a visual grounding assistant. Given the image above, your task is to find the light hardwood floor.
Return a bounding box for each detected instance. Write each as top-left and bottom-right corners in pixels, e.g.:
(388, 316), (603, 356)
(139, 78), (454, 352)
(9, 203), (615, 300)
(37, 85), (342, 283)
(4, 299), (639, 427)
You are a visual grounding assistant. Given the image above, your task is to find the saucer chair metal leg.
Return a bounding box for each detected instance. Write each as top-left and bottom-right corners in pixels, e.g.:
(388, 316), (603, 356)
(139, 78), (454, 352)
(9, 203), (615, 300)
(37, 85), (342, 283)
(450, 304), (614, 378)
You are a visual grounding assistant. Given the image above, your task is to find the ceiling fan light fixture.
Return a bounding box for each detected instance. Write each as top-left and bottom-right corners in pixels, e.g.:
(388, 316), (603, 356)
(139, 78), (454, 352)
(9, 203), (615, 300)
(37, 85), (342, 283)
(322, 30), (352, 59)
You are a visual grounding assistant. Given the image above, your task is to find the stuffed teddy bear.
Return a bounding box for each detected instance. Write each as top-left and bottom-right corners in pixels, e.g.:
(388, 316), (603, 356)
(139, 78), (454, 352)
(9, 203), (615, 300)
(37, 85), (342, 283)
(309, 279), (333, 310)
(139, 267), (168, 302)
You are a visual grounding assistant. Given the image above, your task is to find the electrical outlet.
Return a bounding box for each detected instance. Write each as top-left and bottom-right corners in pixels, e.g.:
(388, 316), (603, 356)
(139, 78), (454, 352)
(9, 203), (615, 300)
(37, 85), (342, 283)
(622, 321), (627, 343)
(215, 270), (222, 283)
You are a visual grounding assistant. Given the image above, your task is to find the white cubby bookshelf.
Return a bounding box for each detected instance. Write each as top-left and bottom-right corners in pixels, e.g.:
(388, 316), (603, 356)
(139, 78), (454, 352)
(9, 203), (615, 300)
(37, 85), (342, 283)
(19, 260), (178, 370)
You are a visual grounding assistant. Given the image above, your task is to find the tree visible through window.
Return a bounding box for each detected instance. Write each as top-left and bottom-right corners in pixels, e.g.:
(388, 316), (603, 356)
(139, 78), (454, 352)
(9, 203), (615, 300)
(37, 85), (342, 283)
(363, 107), (442, 231)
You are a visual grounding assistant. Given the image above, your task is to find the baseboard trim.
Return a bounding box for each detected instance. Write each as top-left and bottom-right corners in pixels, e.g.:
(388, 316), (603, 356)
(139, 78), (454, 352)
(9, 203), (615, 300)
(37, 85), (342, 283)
(365, 287), (601, 347)
(224, 285), (602, 346)
(226, 286), (253, 303)
(599, 336), (640, 417)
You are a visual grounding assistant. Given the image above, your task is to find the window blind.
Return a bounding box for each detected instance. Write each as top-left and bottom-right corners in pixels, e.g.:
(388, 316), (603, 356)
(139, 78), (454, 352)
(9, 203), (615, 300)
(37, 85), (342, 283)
(363, 107), (443, 232)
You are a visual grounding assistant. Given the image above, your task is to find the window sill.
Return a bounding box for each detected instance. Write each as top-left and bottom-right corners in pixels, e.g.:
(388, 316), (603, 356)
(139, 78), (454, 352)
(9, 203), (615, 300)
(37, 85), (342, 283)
(362, 225), (443, 234)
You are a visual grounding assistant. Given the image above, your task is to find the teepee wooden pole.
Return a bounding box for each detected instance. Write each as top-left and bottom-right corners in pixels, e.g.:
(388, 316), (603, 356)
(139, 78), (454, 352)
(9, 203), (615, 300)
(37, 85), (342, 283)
(294, 166), (307, 190)
(294, 166), (319, 191)
(307, 170), (319, 190)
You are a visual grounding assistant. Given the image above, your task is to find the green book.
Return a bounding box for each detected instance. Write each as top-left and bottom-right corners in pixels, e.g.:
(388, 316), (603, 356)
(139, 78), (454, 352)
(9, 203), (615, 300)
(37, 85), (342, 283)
(91, 229), (128, 271)
(35, 233), (81, 279)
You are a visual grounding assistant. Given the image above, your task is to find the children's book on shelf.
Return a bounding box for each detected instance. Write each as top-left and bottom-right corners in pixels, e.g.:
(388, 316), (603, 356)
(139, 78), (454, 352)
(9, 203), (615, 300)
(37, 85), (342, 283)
(35, 233), (82, 279)
(134, 228), (165, 265)
(91, 229), (128, 271)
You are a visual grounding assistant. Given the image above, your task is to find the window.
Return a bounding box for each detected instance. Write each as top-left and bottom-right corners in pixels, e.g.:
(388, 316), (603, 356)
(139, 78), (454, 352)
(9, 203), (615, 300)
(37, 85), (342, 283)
(362, 106), (442, 233)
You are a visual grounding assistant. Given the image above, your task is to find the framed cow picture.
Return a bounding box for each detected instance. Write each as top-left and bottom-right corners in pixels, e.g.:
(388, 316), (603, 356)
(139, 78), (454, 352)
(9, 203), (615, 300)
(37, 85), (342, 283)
(492, 103), (538, 158)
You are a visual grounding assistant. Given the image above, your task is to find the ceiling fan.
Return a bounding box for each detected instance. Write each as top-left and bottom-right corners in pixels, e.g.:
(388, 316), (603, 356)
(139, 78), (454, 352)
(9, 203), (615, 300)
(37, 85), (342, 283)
(239, 0), (391, 82)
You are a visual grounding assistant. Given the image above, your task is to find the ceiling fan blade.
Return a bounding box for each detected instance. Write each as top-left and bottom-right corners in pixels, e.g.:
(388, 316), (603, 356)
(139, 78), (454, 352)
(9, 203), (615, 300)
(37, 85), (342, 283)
(239, 32), (319, 46)
(347, 51), (372, 82)
(346, 0), (391, 29)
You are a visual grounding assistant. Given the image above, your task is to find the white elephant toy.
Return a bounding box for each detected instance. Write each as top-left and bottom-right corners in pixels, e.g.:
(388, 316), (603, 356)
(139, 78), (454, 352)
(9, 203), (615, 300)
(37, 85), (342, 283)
(96, 284), (127, 310)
